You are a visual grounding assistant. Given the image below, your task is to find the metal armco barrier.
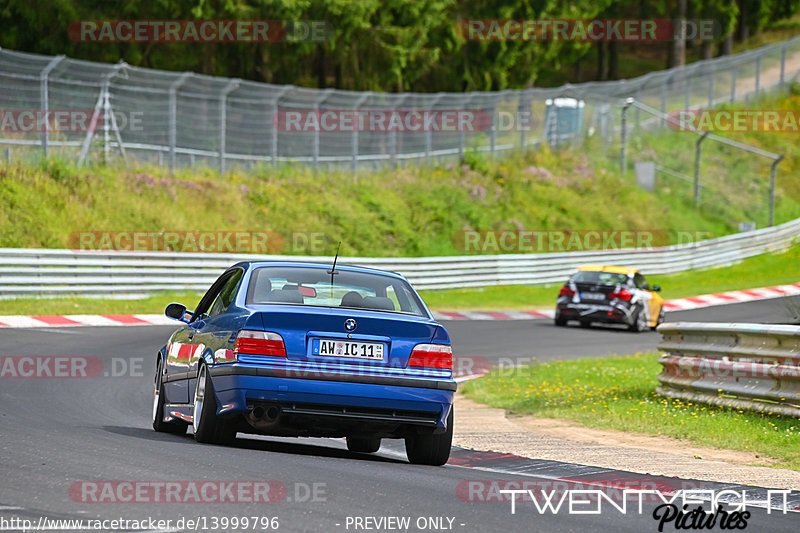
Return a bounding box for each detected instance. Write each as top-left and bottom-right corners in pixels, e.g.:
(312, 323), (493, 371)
(0, 216), (799, 297)
(656, 322), (800, 417)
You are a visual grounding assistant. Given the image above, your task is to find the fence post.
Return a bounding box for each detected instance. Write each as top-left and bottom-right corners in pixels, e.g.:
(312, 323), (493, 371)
(77, 62), (127, 167)
(730, 65), (737, 102)
(351, 92), (370, 174)
(4, 147), (9, 166)
(660, 73), (669, 127)
(489, 101), (497, 158)
(780, 43), (787, 89)
(459, 94), (475, 160)
(620, 98), (633, 175)
(754, 55), (761, 97)
(39, 55), (65, 158)
(389, 94), (408, 170)
(102, 83), (111, 164)
(635, 88), (641, 129)
(168, 72), (192, 173)
(518, 91), (528, 151)
(769, 155), (785, 226)
(271, 86), (290, 167)
(684, 69), (691, 110)
(218, 79), (240, 176)
(707, 65), (715, 107)
(425, 94), (443, 165)
(694, 132), (709, 208)
(312, 89), (334, 170)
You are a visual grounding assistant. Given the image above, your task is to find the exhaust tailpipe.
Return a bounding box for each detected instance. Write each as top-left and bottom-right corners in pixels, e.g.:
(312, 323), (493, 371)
(247, 404), (281, 428)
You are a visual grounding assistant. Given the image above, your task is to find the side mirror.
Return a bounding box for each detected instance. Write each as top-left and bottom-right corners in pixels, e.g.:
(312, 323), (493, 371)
(165, 303), (191, 323)
(652, 285), (661, 292)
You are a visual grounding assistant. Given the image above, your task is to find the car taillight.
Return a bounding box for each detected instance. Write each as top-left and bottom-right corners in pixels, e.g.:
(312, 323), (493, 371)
(408, 344), (452, 370)
(234, 330), (286, 357)
(608, 289), (632, 301)
(559, 286), (576, 297)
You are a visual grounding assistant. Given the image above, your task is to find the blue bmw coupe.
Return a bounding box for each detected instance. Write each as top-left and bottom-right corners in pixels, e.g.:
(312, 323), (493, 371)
(152, 261), (456, 465)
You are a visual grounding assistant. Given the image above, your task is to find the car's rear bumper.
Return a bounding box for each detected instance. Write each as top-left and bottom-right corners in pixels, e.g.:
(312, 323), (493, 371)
(556, 303), (631, 324)
(208, 363), (455, 431)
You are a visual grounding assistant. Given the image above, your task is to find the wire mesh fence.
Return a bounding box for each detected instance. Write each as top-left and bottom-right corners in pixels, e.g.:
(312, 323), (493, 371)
(1, 38), (798, 174)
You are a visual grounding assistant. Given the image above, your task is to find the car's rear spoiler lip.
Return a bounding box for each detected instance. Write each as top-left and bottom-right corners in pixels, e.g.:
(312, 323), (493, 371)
(199, 364), (458, 391)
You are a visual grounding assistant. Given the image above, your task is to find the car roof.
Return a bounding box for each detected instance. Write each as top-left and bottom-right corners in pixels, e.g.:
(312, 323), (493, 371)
(231, 260), (406, 280)
(576, 264), (638, 275)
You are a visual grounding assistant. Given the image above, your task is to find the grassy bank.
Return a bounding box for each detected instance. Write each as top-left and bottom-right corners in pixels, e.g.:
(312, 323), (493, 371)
(460, 353), (800, 471)
(3, 91), (800, 258)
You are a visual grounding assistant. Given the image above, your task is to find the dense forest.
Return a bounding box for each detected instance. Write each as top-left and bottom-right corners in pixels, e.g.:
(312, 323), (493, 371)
(1, 0), (798, 91)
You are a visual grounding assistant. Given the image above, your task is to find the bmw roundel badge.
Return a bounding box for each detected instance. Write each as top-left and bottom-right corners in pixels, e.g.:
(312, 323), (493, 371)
(344, 318), (357, 331)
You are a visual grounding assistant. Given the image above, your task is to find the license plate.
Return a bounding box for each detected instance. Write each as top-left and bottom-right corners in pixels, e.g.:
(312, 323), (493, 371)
(313, 339), (384, 360)
(580, 292), (606, 301)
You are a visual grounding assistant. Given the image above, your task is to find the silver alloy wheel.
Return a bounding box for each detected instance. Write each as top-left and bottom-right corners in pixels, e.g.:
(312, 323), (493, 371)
(152, 387), (159, 423)
(638, 307), (648, 330)
(152, 361), (161, 423)
(193, 365), (207, 433)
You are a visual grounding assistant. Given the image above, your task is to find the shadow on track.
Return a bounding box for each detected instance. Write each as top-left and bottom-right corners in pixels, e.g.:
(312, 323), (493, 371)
(101, 425), (405, 464)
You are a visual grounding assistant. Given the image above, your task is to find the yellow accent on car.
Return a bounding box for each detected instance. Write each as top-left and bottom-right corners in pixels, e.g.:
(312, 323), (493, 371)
(576, 264), (638, 275)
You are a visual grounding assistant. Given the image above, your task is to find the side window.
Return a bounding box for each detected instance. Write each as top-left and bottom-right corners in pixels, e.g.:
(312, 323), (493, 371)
(633, 273), (650, 290)
(193, 269), (240, 320)
(388, 283), (425, 315)
(208, 270), (244, 318)
(386, 286), (402, 311)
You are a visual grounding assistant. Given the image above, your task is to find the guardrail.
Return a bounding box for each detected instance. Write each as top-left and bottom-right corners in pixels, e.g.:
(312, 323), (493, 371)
(1, 216), (798, 297)
(656, 322), (800, 418)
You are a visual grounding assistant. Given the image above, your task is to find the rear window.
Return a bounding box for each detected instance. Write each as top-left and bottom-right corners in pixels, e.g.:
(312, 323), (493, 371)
(572, 270), (629, 285)
(246, 266), (428, 317)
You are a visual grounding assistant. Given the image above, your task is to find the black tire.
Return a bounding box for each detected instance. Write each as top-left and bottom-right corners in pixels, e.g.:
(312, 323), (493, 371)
(192, 363), (235, 444)
(554, 315), (567, 327)
(628, 305), (648, 332)
(405, 408), (453, 466)
(346, 437), (381, 453)
(152, 358), (187, 435)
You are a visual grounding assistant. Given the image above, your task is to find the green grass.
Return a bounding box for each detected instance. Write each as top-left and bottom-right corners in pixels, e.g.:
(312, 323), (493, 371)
(0, 291), (203, 316)
(419, 242), (800, 310)
(460, 352), (800, 470)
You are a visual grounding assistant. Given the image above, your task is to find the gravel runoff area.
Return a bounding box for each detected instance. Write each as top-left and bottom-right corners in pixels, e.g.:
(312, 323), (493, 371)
(453, 394), (800, 491)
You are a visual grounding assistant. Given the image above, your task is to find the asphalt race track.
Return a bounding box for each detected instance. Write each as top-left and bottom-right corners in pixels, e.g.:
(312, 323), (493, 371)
(1, 297), (798, 532)
(447, 295), (800, 364)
